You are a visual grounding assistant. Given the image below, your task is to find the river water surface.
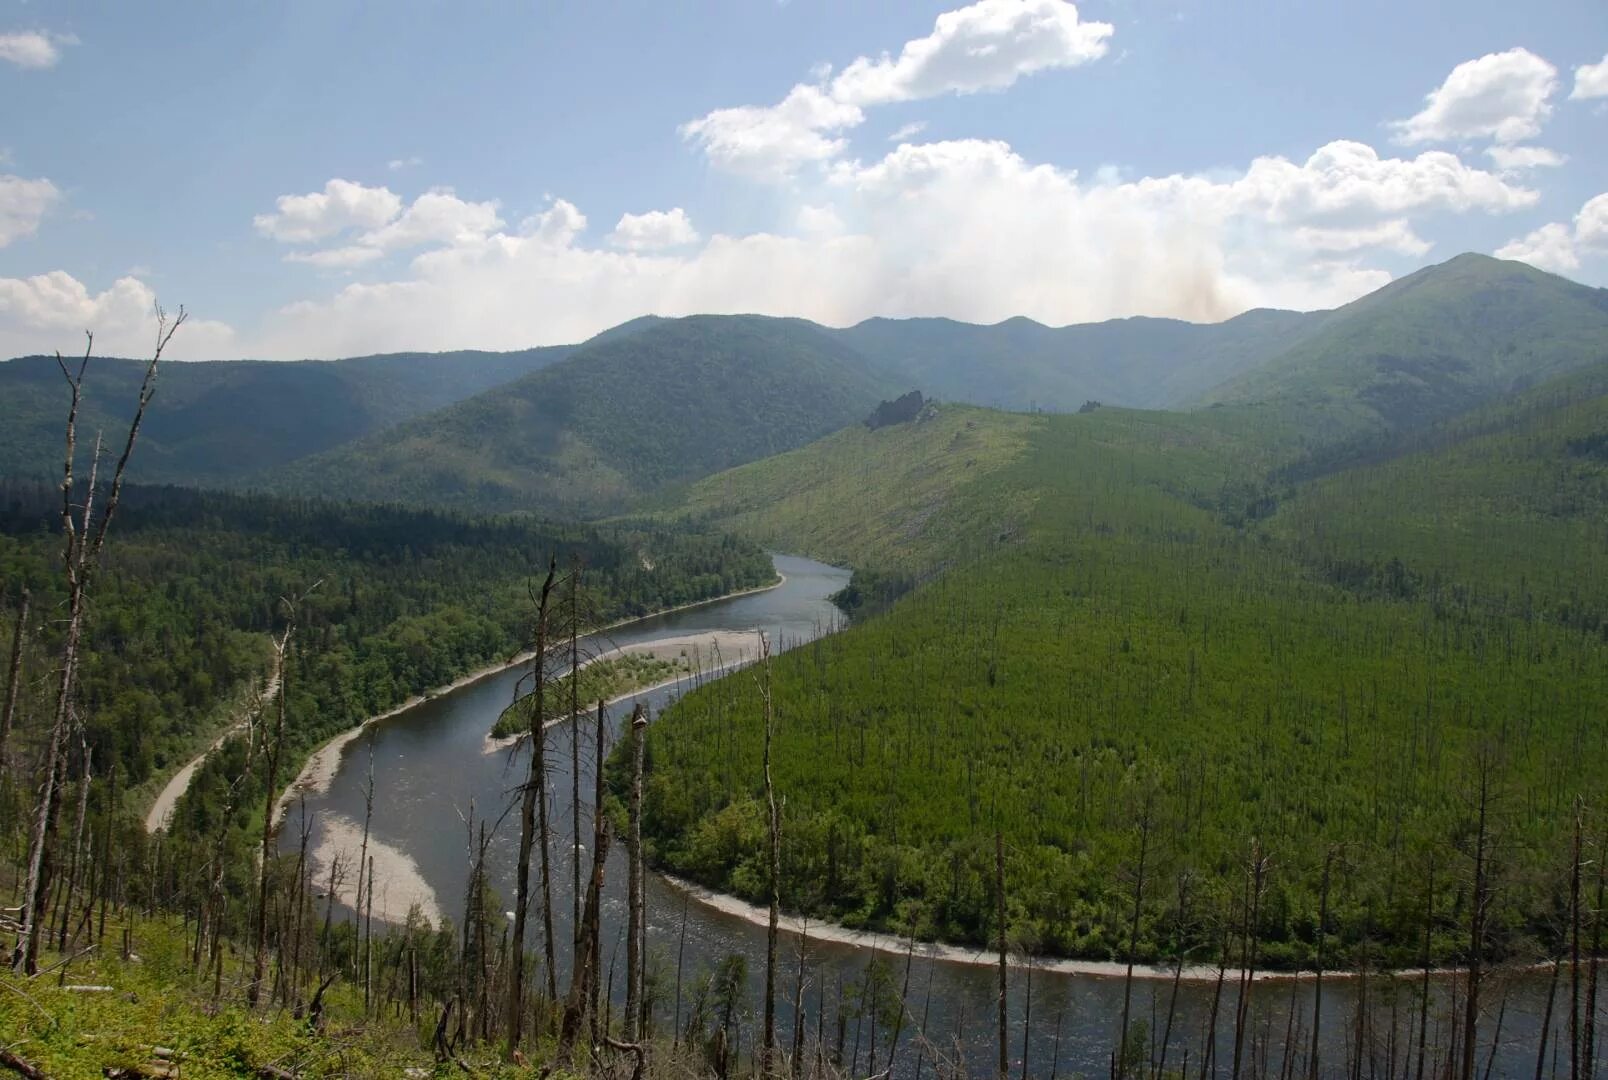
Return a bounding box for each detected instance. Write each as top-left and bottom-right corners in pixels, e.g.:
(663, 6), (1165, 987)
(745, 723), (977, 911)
(284, 554), (1569, 1078)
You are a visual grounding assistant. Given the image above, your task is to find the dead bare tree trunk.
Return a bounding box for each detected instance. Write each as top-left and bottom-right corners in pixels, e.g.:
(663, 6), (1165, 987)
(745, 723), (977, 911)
(1309, 847), (1335, 1080)
(997, 829), (1009, 1080)
(1156, 870), (1193, 1080)
(759, 632), (781, 1076)
(590, 699), (607, 1042)
(559, 700), (613, 1058)
(1231, 840), (1269, 1080)
(0, 587), (27, 774)
(1585, 809), (1603, 1080)
(1460, 754), (1496, 1080)
(506, 557), (557, 1057)
(625, 702), (647, 1041)
(1116, 790), (1153, 1080)
(250, 617), (297, 1008)
(1417, 856), (1434, 1080)
(569, 562), (583, 961)
(56, 732), (91, 951)
(1570, 797), (1583, 1080)
(14, 308), (183, 974)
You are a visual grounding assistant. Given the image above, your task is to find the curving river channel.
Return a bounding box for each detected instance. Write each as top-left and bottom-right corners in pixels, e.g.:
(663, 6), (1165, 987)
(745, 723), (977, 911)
(283, 554), (1564, 1078)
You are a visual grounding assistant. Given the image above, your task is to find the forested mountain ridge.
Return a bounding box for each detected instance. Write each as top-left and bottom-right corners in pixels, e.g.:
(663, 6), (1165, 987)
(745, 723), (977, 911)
(267, 315), (900, 517)
(0, 344), (575, 484)
(5, 253), (1603, 515)
(1202, 253), (1608, 440)
(831, 306), (1316, 411)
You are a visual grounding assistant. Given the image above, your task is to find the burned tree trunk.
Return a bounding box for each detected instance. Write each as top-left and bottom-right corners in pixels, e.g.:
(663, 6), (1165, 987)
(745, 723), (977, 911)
(759, 632), (781, 1076)
(1116, 791), (1153, 1080)
(507, 556), (557, 1056)
(15, 309), (183, 974)
(625, 702), (647, 1041)
(250, 619), (296, 1008)
(0, 587), (27, 774)
(996, 829), (1008, 1080)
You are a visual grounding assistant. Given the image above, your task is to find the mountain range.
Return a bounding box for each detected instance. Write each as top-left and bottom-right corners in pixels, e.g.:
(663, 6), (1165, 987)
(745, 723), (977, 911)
(2, 253), (1604, 518)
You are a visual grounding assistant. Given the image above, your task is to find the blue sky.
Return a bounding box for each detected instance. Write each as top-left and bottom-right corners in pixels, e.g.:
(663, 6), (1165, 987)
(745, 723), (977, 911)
(1, 0), (1605, 359)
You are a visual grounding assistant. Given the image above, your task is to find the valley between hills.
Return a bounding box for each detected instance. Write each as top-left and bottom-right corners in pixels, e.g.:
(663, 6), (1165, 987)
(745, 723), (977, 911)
(3, 251), (1607, 1077)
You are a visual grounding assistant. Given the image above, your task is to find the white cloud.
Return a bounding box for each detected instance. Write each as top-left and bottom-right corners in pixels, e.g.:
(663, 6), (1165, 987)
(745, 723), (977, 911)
(1225, 140), (1536, 223)
(0, 31), (73, 70)
(360, 190), (501, 251)
(1577, 193), (1608, 250)
(387, 156), (424, 171)
(262, 185), (501, 268)
(829, 0), (1111, 106)
(1391, 47), (1558, 145)
(0, 271), (236, 360)
(888, 121), (928, 143)
(242, 136), (1534, 358)
(519, 198), (587, 246)
(1484, 145), (1566, 172)
(1571, 51), (1608, 100)
(682, 0), (1109, 178)
(1290, 219), (1430, 257)
(681, 85), (863, 179)
(1493, 191), (1608, 274)
(253, 179), (403, 243)
(607, 208), (699, 251)
(1495, 223), (1579, 273)
(0, 175), (62, 247)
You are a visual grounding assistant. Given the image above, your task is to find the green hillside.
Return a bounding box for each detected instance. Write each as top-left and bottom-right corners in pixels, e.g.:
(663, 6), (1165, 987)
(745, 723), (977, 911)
(1203, 253), (1608, 440)
(0, 345), (574, 485)
(272, 316), (899, 517)
(833, 307), (1314, 411)
(661, 403), (1041, 574)
(1269, 357), (1608, 633)
(639, 382), (1608, 969)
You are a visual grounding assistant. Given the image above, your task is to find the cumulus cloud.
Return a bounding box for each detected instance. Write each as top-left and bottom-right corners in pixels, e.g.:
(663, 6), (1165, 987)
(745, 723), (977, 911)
(888, 121), (928, 143)
(1484, 145), (1566, 172)
(681, 85), (863, 179)
(607, 208), (699, 251)
(1571, 51), (1608, 100)
(237, 136), (1534, 359)
(829, 0), (1111, 106)
(253, 179), (403, 243)
(0, 175), (62, 247)
(261, 184), (501, 269)
(1495, 223), (1580, 273)
(1391, 47), (1558, 145)
(682, 0), (1109, 177)
(1577, 193), (1608, 250)
(0, 271), (236, 360)
(0, 31), (73, 69)
(1494, 192), (1608, 274)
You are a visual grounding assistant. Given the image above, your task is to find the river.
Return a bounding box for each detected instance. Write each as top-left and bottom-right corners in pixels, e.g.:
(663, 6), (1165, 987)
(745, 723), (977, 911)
(282, 554), (1569, 1078)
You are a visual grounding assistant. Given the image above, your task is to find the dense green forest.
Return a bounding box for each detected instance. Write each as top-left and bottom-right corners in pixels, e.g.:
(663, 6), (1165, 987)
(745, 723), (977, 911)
(1203, 253), (1608, 440)
(0, 480), (772, 823)
(0, 345), (575, 485)
(269, 316), (900, 517)
(640, 371), (1608, 970)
